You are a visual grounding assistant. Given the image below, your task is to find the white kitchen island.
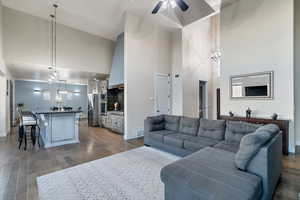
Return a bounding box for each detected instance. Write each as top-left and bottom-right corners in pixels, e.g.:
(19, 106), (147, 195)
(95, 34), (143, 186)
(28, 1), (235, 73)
(37, 111), (81, 148)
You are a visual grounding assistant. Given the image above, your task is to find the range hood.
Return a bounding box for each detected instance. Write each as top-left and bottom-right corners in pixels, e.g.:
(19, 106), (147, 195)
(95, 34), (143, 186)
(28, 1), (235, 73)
(109, 33), (124, 89)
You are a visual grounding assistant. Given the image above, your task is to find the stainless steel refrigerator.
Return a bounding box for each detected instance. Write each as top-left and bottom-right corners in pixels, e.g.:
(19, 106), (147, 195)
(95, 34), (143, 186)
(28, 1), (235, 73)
(88, 94), (100, 127)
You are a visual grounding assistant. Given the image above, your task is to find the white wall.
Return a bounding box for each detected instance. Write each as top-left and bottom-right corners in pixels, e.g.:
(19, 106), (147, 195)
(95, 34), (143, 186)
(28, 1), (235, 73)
(181, 17), (214, 118)
(171, 30), (183, 115)
(295, 0), (300, 146)
(220, 0), (294, 152)
(0, 2), (10, 137)
(0, 75), (7, 137)
(3, 7), (115, 74)
(211, 14), (221, 120)
(0, 3), (8, 75)
(170, 17), (216, 119)
(124, 13), (172, 139)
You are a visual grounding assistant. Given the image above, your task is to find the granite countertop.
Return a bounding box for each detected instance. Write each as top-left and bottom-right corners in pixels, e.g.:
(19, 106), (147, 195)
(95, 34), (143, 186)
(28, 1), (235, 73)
(36, 110), (82, 114)
(107, 111), (124, 116)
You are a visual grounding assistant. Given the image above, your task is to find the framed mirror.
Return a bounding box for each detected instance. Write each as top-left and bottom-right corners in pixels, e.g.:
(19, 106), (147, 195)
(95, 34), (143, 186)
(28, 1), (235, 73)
(230, 71), (274, 99)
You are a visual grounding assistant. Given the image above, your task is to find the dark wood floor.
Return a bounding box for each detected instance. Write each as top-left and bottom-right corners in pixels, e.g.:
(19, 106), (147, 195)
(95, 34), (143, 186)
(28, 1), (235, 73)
(0, 121), (299, 200)
(0, 121), (143, 200)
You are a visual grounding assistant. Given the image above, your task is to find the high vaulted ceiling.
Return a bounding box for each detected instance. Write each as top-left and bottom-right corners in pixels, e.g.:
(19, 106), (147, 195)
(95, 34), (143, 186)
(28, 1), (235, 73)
(2, 0), (223, 41)
(2, 0), (238, 84)
(1, 0), (167, 40)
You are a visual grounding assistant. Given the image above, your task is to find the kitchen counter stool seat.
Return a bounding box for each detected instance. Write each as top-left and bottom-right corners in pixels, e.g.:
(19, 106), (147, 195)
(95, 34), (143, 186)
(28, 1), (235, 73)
(18, 112), (40, 150)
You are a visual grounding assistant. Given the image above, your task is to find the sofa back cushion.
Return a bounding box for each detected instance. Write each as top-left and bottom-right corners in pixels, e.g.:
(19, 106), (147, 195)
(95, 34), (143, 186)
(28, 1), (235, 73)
(147, 115), (165, 131)
(198, 119), (226, 140)
(164, 115), (180, 131)
(225, 121), (261, 143)
(179, 117), (199, 136)
(235, 124), (280, 170)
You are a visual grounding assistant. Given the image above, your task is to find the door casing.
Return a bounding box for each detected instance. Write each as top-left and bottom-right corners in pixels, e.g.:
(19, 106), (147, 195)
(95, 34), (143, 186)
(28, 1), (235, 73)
(154, 73), (171, 116)
(199, 80), (208, 119)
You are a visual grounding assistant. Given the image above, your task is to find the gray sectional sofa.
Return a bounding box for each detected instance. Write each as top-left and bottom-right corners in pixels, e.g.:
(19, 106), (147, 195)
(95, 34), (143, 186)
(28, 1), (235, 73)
(144, 115), (282, 200)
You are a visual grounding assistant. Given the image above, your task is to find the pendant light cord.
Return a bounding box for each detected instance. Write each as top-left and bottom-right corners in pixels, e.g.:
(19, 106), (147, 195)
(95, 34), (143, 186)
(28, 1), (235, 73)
(50, 14), (54, 68)
(54, 4), (57, 71)
(49, 4), (58, 83)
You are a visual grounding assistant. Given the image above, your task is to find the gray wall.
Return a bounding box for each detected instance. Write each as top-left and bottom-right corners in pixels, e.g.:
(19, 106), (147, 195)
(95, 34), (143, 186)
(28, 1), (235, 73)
(15, 80), (88, 114)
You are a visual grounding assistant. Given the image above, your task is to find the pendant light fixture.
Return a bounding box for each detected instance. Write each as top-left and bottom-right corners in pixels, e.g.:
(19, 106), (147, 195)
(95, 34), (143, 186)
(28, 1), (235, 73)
(48, 4), (59, 83)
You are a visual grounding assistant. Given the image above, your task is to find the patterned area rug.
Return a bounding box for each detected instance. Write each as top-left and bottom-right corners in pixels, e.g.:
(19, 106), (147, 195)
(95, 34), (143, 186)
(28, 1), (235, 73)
(37, 147), (180, 200)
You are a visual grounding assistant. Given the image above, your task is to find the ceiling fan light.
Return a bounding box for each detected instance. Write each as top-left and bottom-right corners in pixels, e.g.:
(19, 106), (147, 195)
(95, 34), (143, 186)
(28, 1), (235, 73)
(170, 0), (177, 8)
(161, 1), (168, 10)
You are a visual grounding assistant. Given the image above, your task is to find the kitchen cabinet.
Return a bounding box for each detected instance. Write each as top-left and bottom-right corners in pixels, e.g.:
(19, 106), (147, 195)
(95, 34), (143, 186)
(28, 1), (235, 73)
(101, 112), (124, 134)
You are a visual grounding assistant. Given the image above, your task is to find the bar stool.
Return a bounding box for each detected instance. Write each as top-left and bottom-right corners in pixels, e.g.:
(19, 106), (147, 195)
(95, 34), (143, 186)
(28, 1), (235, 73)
(18, 111), (41, 150)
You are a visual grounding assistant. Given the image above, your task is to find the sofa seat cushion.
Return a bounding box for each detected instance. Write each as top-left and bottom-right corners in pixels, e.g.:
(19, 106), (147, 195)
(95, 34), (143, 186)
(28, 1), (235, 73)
(164, 115), (180, 131)
(179, 117), (199, 136)
(149, 130), (176, 143)
(198, 119), (226, 140)
(184, 137), (219, 152)
(214, 141), (240, 153)
(164, 134), (195, 148)
(225, 121), (262, 143)
(161, 147), (262, 200)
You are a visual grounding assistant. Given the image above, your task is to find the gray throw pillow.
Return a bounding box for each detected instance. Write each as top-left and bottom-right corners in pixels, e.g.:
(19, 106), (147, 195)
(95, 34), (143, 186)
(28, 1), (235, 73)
(179, 117), (199, 136)
(198, 119), (226, 140)
(235, 124), (280, 170)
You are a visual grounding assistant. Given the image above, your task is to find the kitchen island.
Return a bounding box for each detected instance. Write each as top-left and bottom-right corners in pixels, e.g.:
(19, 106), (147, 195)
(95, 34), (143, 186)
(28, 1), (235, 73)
(36, 111), (81, 148)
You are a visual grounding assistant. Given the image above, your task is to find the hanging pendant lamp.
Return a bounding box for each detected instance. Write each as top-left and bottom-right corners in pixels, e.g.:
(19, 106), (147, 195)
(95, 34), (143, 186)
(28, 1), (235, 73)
(48, 4), (59, 83)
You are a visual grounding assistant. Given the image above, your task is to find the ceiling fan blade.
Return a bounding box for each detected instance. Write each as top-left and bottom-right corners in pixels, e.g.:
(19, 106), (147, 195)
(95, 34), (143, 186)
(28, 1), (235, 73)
(152, 1), (164, 14)
(174, 0), (189, 12)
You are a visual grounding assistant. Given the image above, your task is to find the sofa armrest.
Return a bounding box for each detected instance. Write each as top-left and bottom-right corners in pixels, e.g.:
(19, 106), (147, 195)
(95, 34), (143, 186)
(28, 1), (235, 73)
(144, 116), (165, 131)
(247, 132), (282, 200)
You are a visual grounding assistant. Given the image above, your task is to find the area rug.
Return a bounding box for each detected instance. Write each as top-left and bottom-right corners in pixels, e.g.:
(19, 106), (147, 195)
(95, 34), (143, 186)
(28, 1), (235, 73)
(37, 147), (180, 200)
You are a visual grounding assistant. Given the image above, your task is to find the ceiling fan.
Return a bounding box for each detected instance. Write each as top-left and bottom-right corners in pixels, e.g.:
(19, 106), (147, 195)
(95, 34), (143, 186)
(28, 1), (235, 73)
(152, 0), (189, 14)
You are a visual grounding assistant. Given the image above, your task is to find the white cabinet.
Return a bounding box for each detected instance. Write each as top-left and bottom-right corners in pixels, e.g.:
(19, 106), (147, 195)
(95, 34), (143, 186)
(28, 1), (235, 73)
(101, 112), (124, 134)
(110, 115), (124, 134)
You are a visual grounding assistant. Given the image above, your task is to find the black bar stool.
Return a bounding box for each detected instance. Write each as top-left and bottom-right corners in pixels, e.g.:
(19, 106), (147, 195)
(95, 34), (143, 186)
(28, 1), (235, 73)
(18, 111), (41, 150)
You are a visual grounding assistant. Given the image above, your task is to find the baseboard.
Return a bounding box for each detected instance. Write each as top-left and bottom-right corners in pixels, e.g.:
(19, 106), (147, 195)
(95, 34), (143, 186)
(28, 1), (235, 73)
(125, 134), (144, 140)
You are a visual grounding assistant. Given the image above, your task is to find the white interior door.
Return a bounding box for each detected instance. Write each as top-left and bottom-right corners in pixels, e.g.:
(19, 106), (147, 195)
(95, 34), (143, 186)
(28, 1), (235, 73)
(154, 74), (170, 115)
